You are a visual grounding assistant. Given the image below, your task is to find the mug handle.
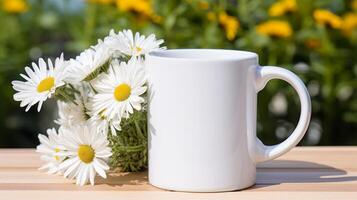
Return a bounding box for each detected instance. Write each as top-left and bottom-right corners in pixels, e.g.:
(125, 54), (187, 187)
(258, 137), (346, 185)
(254, 66), (311, 163)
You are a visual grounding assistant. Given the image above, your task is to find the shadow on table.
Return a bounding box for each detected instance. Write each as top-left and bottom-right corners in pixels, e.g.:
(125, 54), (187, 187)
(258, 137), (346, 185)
(96, 171), (149, 187)
(253, 160), (357, 187)
(96, 160), (357, 189)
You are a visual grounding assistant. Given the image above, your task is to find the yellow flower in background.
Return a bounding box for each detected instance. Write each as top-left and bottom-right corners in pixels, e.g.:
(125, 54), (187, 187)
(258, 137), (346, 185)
(256, 20), (292, 38)
(352, 0), (357, 10)
(116, 0), (162, 23)
(269, 2), (285, 16)
(313, 9), (342, 29)
(86, 0), (113, 4)
(2, 0), (28, 13)
(198, 0), (209, 10)
(151, 14), (162, 24)
(269, 0), (297, 17)
(341, 13), (357, 36)
(219, 12), (240, 41)
(116, 0), (153, 17)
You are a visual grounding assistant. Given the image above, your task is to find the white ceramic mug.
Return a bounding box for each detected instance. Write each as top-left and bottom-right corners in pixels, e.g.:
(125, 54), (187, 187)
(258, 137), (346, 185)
(146, 49), (311, 192)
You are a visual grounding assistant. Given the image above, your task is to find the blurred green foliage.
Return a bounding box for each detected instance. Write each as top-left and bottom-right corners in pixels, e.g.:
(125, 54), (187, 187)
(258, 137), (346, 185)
(0, 0), (356, 147)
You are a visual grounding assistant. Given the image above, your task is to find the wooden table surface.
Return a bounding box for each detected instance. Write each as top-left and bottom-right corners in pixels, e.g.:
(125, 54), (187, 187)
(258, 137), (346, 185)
(0, 147), (356, 199)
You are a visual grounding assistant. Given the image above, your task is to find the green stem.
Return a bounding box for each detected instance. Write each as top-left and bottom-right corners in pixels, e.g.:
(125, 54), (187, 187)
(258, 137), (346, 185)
(68, 83), (80, 94)
(115, 144), (145, 152)
(88, 82), (98, 94)
(134, 119), (146, 141)
(56, 89), (78, 105)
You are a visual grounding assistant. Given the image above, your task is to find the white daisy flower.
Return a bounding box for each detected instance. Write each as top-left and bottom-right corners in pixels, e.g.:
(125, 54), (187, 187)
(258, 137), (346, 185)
(56, 100), (87, 128)
(55, 83), (92, 128)
(88, 109), (122, 136)
(36, 128), (65, 174)
(104, 29), (165, 57)
(66, 40), (111, 83)
(58, 124), (112, 186)
(12, 54), (68, 112)
(91, 58), (147, 120)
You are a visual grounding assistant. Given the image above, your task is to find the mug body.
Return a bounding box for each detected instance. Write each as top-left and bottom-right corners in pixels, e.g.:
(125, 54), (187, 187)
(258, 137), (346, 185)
(146, 49), (259, 192)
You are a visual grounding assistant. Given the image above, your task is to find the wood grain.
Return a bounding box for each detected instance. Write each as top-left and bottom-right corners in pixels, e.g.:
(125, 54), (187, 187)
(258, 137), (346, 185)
(0, 147), (357, 199)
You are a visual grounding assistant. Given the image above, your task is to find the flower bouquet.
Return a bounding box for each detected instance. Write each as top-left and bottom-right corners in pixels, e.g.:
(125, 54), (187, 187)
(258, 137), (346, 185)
(11, 29), (165, 186)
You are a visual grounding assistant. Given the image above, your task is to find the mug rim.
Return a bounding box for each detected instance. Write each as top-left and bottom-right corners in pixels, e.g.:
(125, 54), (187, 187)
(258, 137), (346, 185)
(147, 49), (258, 62)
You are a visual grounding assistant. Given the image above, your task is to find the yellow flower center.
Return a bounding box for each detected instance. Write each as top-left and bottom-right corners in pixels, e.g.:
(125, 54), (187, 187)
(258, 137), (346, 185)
(54, 148), (60, 161)
(114, 83), (131, 102)
(135, 46), (143, 52)
(37, 77), (55, 93)
(78, 145), (95, 164)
